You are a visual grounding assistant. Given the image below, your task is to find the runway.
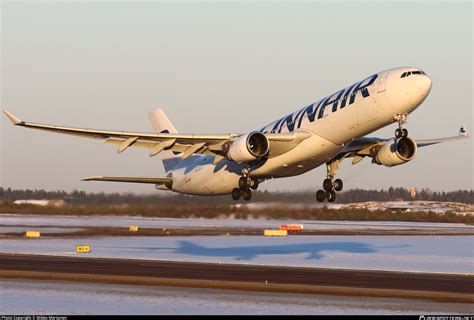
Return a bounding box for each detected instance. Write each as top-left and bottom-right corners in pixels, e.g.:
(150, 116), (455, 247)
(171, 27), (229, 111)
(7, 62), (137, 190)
(1, 253), (472, 303)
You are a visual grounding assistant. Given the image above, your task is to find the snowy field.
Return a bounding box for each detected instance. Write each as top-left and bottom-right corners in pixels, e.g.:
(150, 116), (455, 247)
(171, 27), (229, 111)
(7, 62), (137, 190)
(1, 214), (473, 232)
(243, 200), (473, 214)
(1, 235), (473, 274)
(2, 279), (472, 315)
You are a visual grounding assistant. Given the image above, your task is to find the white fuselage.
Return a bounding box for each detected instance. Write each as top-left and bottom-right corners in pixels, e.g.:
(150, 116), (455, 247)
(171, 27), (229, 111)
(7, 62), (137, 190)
(168, 67), (432, 195)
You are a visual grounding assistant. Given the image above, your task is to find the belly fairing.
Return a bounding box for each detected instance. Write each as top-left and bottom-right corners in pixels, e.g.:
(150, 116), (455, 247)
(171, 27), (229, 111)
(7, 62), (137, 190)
(171, 155), (243, 195)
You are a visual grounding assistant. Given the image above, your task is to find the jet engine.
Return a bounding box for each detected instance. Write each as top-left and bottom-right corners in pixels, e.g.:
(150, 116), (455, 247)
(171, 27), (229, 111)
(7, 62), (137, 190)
(227, 131), (269, 163)
(374, 137), (417, 167)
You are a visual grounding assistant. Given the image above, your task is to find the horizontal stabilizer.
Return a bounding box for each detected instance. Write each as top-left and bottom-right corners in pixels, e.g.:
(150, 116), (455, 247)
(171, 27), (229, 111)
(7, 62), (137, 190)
(82, 176), (172, 187)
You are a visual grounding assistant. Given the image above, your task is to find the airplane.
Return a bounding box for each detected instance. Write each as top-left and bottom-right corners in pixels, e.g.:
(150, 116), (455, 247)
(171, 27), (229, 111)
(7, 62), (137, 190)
(3, 67), (469, 202)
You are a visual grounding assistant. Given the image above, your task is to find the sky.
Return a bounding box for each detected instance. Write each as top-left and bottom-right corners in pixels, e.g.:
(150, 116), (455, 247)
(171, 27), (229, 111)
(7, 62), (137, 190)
(1, 1), (472, 194)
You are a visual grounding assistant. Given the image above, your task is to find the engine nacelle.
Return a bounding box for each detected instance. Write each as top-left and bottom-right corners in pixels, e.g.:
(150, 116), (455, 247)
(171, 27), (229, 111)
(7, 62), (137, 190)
(374, 137), (417, 167)
(227, 131), (269, 163)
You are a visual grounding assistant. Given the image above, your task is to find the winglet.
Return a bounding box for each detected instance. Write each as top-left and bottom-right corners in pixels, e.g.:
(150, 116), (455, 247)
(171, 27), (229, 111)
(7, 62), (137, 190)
(459, 125), (468, 137)
(3, 111), (23, 125)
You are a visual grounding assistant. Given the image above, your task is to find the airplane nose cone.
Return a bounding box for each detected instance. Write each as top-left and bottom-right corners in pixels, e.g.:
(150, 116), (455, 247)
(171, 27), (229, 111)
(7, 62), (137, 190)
(418, 75), (432, 95)
(386, 70), (432, 115)
(419, 74), (432, 98)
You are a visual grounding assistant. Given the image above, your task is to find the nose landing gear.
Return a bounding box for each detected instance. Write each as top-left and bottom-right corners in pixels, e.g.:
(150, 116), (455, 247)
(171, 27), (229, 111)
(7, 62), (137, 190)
(316, 160), (343, 203)
(394, 113), (409, 138)
(232, 168), (259, 201)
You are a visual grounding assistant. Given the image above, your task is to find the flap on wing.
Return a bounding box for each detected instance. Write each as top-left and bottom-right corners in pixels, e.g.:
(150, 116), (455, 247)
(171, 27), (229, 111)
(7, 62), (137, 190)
(82, 176), (172, 187)
(266, 131), (313, 157)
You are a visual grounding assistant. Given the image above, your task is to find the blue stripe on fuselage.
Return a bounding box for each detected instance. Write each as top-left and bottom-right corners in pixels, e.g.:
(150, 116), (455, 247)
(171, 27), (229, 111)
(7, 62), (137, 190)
(260, 73), (378, 134)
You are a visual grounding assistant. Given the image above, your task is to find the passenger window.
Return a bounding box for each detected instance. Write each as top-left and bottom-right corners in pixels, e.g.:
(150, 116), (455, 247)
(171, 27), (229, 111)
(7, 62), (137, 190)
(401, 72), (406, 78)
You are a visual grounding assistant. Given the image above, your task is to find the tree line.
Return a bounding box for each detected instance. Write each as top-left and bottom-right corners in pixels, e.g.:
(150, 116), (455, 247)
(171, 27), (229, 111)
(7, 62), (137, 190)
(0, 187), (472, 205)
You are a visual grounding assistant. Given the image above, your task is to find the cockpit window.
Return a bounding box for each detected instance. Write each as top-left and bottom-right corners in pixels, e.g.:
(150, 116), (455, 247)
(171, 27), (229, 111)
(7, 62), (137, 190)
(401, 70), (424, 78)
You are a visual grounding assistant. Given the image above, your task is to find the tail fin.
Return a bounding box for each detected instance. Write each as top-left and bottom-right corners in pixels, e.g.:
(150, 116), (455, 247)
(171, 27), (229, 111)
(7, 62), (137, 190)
(149, 108), (178, 134)
(149, 108), (181, 172)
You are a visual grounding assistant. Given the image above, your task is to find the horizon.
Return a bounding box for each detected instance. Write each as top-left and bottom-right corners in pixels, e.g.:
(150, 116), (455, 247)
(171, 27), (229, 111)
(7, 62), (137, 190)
(1, 185), (472, 196)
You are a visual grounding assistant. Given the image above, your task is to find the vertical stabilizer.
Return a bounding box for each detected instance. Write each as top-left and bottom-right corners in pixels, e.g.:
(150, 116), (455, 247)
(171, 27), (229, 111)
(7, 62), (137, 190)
(149, 108), (181, 172)
(149, 108), (178, 134)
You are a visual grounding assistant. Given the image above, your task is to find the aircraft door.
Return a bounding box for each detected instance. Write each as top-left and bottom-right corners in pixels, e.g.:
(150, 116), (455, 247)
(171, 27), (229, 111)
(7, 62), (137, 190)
(377, 73), (388, 93)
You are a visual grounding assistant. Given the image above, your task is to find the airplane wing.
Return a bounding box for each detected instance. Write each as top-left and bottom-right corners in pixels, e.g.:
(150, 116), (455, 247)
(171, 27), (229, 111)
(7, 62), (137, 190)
(415, 125), (469, 147)
(335, 126), (470, 165)
(3, 110), (309, 160)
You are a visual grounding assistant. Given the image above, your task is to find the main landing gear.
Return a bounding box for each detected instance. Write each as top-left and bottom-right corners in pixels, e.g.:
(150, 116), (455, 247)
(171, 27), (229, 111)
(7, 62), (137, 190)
(232, 168), (259, 201)
(394, 113), (409, 138)
(316, 160), (343, 203)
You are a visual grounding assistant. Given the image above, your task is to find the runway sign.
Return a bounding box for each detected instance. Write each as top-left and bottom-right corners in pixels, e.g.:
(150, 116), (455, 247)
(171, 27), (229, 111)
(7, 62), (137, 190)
(129, 225), (139, 232)
(264, 229), (288, 236)
(76, 245), (91, 253)
(22, 231), (41, 238)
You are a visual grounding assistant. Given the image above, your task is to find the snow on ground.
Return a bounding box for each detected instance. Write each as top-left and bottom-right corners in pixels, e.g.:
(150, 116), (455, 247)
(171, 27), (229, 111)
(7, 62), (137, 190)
(1, 214), (473, 232)
(1, 235), (473, 274)
(2, 279), (472, 315)
(0, 227), (83, 233)
(338, 201), (474, 214)
(244, 200), (473, 214)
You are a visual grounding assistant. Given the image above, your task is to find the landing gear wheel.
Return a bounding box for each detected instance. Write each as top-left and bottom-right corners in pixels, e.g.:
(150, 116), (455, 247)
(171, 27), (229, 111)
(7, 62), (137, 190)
(395, 128), (403, 138)
(394, 113), (408, 139)
(242, 189), (252, 201)
(238, 177), (248, 189)
(326, 190), (336, 203)
(323, 178), (333, 192)
(316, 190), (326, 202)
(250, 179), (259, 190)
(232, 188), (241, 201)
(334, 179), (343, 192)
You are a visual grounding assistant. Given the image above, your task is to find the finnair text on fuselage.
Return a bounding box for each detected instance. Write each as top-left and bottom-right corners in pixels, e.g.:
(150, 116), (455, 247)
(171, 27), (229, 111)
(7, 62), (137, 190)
(260, 74), (378, 134)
